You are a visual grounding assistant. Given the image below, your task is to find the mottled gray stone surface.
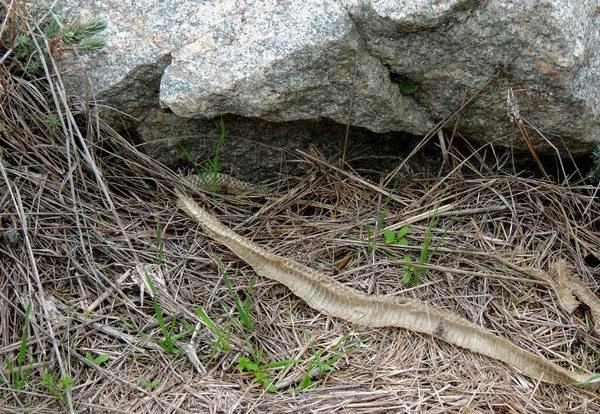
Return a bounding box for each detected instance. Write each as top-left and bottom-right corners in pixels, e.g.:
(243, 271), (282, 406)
(345, 0), (600, 152)
(59, 0), (600, 169)
(158, 1), (432, 135)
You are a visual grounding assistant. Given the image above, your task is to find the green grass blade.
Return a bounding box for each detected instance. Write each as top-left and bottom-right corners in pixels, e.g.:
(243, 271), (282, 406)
(16, 302), (31, 378)
(221, 270), (254, 330)
(196, 308), (230, 351)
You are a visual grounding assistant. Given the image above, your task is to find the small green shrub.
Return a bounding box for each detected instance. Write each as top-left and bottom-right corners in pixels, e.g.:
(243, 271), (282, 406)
(85, 352), (110, 367)
(196, 307), (232, 359)
(140, 378), (160, 391)
(390, 73), (418, 96)
(1, 221), (20, 245)
(588, 144), (600, 183)
(0, 302), (32, 391)
(236, 354), (302, 392)
(1, 3), (107, 75)
(145, 272), (194, 354)
(384, 227), (409, 246)
(41, 373), (72, 403)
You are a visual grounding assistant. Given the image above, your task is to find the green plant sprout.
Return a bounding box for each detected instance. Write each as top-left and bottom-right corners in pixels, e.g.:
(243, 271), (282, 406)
(179, 121), (268, 196)
(47, 114), (60, 130)
(379, 226), (414, 283)
(203, 119), (226, 193)
(41, 373), (72, 403)
(178, 119), (226, 195)
(179, 142), (201, 173)
(390, 73), (418, 96)
(179, 119), (226, 194)
(194, 257), (257, 360)
(400, 197), (447, 285)
(298, 324), (361, 390)
(287, 303), (364, 390)
(218, 259), (255, 330)
(383, 227), (409, 246)
(85, 352), (110, 367)
(0, 302), (32, 391)
(140, 378), (160, 391)
(205, 256), (256, 331)
(365, 187), (398, 254)
(588, 144), (600, 183)
(400, 255), (417, 284)
(365, 222), (374, 254)
(145, 272), (194, 354)
(196, 307), (232, 359)
(1, 3), (107, 75)
(236, 344), (302, 393)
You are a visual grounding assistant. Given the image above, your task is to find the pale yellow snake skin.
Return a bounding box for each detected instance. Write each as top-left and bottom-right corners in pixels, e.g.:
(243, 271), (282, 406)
(176, 183), (600, 388)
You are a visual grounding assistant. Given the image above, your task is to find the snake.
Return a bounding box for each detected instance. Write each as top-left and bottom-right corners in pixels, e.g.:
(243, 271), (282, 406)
(175, 178), (600, 388)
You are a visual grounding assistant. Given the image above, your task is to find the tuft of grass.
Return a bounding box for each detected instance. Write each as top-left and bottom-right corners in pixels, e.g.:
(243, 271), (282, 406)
(47, 114), (60, 130)
(237, 344), (302, 392)
(195, 256), (257, 360)
(1, 4), (106, 75)
(178, 119), (227, 195)
(208, 256), (256, 331)
(179, 141), (202, 175)
(400, 193), (448, 285)
(298, 323), (361, 390)
(588, 144), (600, 183)
(41, 373), (72, 403)
(196, 307), (232, 359)
(140, 378), (160, 391)
(203, 119), (226, 193)
(220, 268), (255, 330)
(85, 352), (110, 367)
(145, 272), (193, 355)
(0, 302), (32, 391)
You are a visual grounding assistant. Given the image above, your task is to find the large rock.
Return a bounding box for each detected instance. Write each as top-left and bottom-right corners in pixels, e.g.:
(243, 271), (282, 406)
(158, 1), (432, 135)
(345, 0), (600, 152)
(60, 0), (600, 163)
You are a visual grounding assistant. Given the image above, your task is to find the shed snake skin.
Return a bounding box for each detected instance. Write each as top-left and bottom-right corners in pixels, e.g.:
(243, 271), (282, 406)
(176, 175), (600, 388)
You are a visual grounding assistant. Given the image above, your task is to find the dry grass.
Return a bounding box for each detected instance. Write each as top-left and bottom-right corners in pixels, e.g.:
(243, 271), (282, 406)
(2, 22), (600, 414)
